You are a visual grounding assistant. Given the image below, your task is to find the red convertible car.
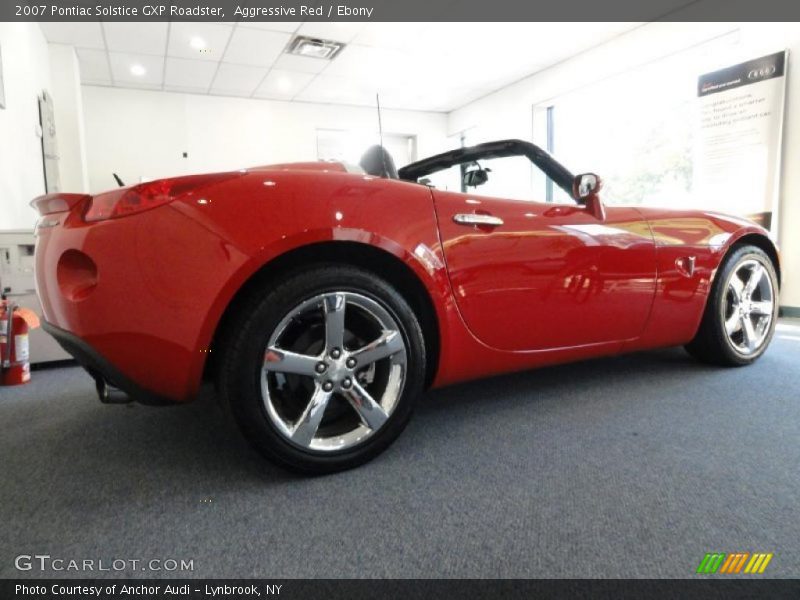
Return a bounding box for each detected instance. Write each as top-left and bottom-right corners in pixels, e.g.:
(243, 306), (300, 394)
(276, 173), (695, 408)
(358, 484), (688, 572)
(32, 140), (780, 473)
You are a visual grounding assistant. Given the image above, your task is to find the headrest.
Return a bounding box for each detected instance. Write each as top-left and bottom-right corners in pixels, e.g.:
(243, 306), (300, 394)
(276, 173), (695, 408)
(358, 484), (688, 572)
(358, 145), (398, 179)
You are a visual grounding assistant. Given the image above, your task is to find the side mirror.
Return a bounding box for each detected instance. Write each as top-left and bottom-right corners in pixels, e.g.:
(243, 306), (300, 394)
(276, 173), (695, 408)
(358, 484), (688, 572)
(572, 173), (603, 201)
(463, 166), (490, 188)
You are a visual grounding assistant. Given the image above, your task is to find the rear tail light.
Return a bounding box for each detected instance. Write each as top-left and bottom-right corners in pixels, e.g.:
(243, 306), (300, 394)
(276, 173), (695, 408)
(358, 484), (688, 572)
(83, 172), (243, 222)
(84, 179), (173, 222)
(30, 193), (90, 216)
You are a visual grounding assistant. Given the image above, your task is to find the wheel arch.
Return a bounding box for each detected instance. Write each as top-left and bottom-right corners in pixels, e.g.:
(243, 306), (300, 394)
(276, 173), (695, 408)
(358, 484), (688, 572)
(724, 232), (781, 287)
(685, 230), (781, 365)
(204, 240), (442, 389)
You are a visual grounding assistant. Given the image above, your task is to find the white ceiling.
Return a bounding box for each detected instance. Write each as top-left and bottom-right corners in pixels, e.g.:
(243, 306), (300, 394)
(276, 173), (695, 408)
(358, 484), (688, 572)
(39, 22), (642, 112)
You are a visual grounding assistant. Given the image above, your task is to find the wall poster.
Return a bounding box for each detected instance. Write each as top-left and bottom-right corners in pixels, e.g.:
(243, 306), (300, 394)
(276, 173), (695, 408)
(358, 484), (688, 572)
(695, 51), (788, 238)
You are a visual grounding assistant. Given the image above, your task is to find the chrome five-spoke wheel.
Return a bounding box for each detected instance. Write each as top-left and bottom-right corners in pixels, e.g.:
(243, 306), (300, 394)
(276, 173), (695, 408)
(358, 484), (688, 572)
(722, 258), (775, 355)
(686, 245), (778, 367)
(261, 292), (407, 452)
(218, 264), (425, 473)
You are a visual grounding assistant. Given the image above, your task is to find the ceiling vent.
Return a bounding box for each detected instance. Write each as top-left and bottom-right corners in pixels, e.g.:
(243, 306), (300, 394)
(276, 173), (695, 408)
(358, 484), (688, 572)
(286, 35), (346, 60)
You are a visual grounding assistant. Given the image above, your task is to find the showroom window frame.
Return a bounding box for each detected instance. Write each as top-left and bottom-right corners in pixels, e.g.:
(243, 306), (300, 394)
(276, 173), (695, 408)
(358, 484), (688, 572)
(531, 28), (742, 206)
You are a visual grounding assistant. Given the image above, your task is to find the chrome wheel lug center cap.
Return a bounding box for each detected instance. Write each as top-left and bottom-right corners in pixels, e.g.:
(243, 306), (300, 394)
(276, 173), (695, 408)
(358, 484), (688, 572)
(327, 355), (349, 383)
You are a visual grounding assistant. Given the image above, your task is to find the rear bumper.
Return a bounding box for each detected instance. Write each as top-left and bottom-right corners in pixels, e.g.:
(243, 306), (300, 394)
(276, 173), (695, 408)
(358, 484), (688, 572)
(42, 321), (173, 405)
(34, 201), (252, 403)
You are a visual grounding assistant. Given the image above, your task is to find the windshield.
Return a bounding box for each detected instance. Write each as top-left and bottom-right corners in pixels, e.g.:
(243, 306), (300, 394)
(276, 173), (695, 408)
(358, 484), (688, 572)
(398, 139), (576, 200)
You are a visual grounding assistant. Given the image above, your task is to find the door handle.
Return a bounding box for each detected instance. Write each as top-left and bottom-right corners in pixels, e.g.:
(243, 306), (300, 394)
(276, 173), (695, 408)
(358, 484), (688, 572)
(453, 214), (504, 227)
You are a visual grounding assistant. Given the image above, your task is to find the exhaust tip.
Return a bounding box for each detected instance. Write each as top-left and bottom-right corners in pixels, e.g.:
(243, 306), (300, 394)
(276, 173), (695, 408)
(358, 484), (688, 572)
(93, 374), (132, 404)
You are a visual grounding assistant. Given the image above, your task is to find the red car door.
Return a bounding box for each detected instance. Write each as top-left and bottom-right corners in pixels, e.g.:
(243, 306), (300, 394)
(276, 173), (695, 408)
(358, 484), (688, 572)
(433, 189), (657, 351)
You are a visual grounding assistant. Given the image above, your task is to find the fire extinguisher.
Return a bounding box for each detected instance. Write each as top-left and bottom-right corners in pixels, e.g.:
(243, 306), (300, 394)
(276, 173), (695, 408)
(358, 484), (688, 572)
(1, 287), (39, 386)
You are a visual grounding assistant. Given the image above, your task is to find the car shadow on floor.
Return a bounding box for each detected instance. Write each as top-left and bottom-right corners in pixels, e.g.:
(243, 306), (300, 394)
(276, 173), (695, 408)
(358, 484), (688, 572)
(418, 345), (707, 413)
(20, 345), (725, 488)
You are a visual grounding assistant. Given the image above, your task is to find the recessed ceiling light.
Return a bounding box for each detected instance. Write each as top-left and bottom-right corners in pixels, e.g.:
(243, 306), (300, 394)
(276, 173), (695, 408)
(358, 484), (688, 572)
(287, 35), (345, 60)
(189, 36), (207, 50)
(130, 64), (146, 77)
(277, 77), (292, 92)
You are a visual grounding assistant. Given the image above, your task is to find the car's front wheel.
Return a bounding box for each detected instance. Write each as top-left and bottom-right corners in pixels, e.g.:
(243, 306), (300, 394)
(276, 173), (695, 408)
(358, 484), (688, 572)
(686, 244), (779, 366)
(217, 264), (426, 474)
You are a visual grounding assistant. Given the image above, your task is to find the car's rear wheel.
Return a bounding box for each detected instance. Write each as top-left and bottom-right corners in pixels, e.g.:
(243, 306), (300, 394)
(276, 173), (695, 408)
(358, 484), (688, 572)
(685, 245), (778, 366)
(217, 264), (426, 474)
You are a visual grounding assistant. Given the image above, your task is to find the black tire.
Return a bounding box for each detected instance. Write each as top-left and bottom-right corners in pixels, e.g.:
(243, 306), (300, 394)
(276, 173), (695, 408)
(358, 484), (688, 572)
(685, 244), (778, 366)
(217, 264), (426, 474)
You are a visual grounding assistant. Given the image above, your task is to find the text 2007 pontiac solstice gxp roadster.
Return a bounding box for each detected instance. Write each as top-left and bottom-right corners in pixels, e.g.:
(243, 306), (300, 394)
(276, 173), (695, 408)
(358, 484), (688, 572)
(32, 140), (780, 473)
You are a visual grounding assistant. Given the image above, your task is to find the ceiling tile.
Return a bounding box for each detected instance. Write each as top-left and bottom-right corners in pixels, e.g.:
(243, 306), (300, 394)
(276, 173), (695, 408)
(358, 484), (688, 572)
(223, 28), (292, 67)
(63, 21), (646, 112)
(238, 22), (303, 34)
(272, 53), (330, 74)
(38, 23), (105, 49)
(211, 63), (267, 96)
(352, 23), (431, 49)
(294, 74), (380, 107)
(116, 82), (163, 92)
(297, 22), (365, 43)
(76, 48), (112, 85)
(164, 58), (218, 92)
(168, 23), (234, 62)
(103, 22), (168, 55)
(322, 44), (414, 85)
(254, 69), (314, 100)
(108, 52), (165, 86)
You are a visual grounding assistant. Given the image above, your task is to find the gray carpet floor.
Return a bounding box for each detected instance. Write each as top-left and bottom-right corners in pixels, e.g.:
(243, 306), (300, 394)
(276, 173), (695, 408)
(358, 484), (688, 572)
(2, 320), (800, 579)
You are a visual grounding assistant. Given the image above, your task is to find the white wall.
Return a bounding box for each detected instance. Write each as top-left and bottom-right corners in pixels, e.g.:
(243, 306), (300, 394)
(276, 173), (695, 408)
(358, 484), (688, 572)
(0, 23), (51, 230)
(449, 21), (800, 310)
(81, 86), (449, 194)
(47, 43), (88, 194)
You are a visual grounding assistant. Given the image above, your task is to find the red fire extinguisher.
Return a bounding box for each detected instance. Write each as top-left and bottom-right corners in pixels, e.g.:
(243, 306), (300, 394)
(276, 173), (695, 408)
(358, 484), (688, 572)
(1, 288), (40, 386)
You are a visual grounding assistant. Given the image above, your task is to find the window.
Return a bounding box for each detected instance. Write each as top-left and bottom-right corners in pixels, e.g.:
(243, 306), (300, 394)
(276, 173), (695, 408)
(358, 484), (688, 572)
(538, 33), (738, 208)
(418, 154), (545, 202)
